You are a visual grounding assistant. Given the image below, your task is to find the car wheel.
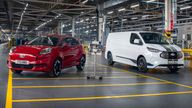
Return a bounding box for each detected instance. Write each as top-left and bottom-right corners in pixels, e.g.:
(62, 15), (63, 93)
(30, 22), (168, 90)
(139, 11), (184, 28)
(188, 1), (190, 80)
(50, 59), (61, 77)
(168, 66), (179, 73)
(107, 52), (114, 66)
(12, 70), (22, 74)
(76, 56), (86, 71)
(137, 57), (148, 73)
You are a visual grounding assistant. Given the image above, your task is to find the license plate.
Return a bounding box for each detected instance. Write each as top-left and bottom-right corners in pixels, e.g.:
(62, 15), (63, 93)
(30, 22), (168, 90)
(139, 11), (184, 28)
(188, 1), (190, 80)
(15, 60), (29, 65)
(168, 60), (178, 64)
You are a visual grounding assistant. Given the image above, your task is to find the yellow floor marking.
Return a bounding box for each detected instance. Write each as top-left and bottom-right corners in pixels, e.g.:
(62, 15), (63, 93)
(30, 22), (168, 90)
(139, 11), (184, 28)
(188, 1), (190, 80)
(6, 69), (12, 108)
(12, 76), (139, 80)
(99, 64), (192, 89)
(13, 82), (168, 89)
(13, 90), (192, 103)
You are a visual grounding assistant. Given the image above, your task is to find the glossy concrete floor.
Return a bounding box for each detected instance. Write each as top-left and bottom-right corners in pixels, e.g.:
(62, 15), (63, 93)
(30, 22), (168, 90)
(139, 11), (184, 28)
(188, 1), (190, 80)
(1, 43), (192, 108)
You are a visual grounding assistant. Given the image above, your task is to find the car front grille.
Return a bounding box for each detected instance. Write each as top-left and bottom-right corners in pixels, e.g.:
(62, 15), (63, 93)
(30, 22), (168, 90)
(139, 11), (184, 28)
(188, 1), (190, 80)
(12, 63), (33, 69)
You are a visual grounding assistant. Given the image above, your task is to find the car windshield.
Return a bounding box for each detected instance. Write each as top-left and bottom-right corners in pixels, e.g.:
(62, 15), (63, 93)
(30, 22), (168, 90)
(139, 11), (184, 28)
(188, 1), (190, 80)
(140, 32), (170, 44)
(28, 36), (59, 46)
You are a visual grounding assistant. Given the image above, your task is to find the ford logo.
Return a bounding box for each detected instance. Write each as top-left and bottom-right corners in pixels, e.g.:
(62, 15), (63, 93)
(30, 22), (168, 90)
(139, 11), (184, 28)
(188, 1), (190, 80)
(170, 53), (175, 56)
(19, 54), (25, 58)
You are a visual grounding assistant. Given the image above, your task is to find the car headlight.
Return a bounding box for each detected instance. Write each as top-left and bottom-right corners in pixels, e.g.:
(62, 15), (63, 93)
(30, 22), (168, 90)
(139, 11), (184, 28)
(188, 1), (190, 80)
(39, 48), (52, 55)
(160, 51), (169, 59)
(177, 51), (183, 59)
(9, 47), (16, 54)
(147, 47), (161, 53)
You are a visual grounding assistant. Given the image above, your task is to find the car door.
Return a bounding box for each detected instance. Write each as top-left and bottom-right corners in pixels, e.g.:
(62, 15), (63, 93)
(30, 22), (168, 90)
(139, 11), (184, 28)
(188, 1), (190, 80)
(70, 38), (81, 65)
(125, 33), (143, 66)
(60, 37), (73, 68)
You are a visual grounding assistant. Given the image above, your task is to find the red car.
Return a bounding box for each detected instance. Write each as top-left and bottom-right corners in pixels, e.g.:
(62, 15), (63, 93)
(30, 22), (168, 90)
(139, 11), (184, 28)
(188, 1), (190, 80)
(7, 35), (86, 77)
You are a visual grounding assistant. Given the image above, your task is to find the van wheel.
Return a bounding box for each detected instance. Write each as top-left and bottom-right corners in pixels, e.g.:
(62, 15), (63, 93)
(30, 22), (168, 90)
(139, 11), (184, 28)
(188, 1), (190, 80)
(137, 57), (148, 73)
(107, 52), (114, 66)
(50, 59), (61, 77)
(76, 56), (86, 71)
(168, 66), (179, 73)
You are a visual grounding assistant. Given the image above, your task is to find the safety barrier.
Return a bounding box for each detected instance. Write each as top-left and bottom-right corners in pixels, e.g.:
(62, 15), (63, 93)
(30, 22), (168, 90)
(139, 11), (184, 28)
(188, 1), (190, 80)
(182, 49), (192, 59)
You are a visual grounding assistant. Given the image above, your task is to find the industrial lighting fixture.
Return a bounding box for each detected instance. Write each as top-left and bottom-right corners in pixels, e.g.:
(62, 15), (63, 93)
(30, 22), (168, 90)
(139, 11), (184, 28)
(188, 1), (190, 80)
(86, 18), (89, 21)
(131, 4), (139, 8)
(34, 13), (61, 30)
(107, 11), (113, 14)
(146, 0), (156, 3)
(180, 6), (191, 10)
(131, 17), (138, 20)
(82, 0), (88, 4)
(122, 19), (127, 21)
(92, 16), (96, 19)
(114, 20), (118, 23)
(118, 8), (126, 12)
(15, 3), (28, 35)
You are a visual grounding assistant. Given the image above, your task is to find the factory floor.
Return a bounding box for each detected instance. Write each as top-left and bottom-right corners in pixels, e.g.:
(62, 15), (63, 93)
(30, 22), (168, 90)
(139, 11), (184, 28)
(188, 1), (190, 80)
(1, 43), (192, 108)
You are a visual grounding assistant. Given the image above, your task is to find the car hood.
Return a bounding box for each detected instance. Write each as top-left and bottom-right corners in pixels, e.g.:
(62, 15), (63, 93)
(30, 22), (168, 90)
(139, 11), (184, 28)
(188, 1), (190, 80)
(146, 44), (181, 52)
(14, 45), (51, 55)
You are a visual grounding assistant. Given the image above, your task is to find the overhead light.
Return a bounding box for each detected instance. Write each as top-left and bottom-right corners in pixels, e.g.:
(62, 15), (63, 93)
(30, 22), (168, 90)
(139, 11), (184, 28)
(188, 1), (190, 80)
(62, 25), (65, 27)
(122, 19), (127, 21)
(146, 0), (156, 3)
(114, 20), (118, 23)
(131, 17), (138, 20)
(118, 8), (126, 12)
(82, 0), (88, 4)
(92, 16), (96, 19)
(131, 4), (139, 8)
(107, 11), (113, 14)
(86, 18), (89, 21)
(180, 6), (191, 10)
(80, 19), (84, 22)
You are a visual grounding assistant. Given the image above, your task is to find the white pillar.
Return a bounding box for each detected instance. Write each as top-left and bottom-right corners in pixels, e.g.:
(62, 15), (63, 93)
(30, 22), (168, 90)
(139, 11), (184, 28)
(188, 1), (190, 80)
(72, 18), (75, 37)
(98, 17), (103, 42)
(165, 0), (172, 32)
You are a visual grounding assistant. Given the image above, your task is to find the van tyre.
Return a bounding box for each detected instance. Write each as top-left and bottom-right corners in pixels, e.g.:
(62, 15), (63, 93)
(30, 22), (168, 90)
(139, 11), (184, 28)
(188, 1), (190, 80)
(76, 56), (86, 71)
(107, 52), (114, 66)
(137, 57), (148, 73)
(168, 66), (179, 73)
(12, 70), (22, 74)
(50, 59), (61, 77)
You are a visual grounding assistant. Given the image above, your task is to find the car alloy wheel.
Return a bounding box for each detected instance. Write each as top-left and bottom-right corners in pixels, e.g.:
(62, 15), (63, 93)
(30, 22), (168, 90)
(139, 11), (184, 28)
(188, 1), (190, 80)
(77, 56), (86, 71)
(52, 59), (61, 77)
(137, 57), (148, 73)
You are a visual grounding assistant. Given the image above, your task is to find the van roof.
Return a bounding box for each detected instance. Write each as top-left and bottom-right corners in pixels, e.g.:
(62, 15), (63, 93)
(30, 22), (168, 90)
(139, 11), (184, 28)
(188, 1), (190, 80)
(109, 31), (161, 34)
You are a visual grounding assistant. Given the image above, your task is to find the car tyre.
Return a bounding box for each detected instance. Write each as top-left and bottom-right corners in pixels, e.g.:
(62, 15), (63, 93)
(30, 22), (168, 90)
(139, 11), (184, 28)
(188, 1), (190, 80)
(50, 59), (61, 77)
(76, 56), (86, 71)
(137, 57), (148, 73)
(107, 52), (114, 66)
(12, 70), (22, 74)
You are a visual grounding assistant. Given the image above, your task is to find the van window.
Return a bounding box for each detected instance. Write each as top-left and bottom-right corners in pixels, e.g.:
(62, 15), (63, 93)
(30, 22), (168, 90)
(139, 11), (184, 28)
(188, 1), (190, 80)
(140, 33), (169, 44)
(130, 33), (142, 45)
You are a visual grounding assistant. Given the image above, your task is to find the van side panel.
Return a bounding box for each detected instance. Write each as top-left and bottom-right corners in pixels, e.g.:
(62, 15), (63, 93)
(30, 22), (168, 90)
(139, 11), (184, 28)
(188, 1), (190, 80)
(105, 32), (137, 66)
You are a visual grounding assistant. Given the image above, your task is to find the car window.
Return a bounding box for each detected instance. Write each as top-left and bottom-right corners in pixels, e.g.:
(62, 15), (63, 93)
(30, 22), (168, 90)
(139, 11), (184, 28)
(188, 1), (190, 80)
(28, 36), (59, 46)
(130, 33), (142, 45)
(63, 38), (72, 45)
(62, 37), (79, 46)
(71, 38), (79, 46)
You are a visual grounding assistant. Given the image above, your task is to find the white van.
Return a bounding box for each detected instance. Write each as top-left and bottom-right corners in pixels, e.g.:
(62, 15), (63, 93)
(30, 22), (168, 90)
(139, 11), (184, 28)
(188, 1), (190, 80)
(105, 31), (184, 73)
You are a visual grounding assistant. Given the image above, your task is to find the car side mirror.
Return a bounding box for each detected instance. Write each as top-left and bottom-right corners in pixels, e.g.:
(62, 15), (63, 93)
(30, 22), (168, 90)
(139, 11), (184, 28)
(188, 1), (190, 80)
(133, 39), (140, 44)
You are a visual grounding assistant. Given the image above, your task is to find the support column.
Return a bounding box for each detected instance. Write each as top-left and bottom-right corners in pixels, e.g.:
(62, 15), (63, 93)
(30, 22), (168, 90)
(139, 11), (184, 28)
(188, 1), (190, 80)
(164, 0), (177, 38)
(72, 18), (75, 37)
